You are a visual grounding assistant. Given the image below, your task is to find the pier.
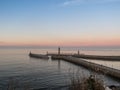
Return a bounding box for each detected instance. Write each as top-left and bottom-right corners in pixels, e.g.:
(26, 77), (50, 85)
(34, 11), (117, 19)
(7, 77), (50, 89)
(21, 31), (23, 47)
(73, 54), (120, 61)
(51, 55), (120, 80)
(48, 47), (120, 61)
(29, 47), (120, 80)
(29, 52), (49, 59)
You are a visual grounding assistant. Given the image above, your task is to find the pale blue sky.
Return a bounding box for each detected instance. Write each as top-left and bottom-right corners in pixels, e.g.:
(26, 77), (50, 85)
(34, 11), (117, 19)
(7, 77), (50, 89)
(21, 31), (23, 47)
(0, 0), (120, 46)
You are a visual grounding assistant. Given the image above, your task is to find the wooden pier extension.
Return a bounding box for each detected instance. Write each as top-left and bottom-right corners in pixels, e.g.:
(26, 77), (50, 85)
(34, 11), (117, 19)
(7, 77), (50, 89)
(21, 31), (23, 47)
(52, 55), (120, 80)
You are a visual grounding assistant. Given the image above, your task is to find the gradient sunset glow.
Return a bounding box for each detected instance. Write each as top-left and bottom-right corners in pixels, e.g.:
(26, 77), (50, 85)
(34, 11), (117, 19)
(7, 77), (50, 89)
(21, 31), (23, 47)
(0, 0), (120, 47)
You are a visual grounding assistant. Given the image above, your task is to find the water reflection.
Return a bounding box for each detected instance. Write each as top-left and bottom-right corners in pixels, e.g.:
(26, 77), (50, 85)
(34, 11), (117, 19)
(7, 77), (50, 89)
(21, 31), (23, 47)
(58, 60), (61, 70)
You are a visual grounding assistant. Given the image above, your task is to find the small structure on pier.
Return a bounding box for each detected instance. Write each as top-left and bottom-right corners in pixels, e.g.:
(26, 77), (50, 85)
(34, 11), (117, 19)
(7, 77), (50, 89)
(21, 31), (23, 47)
(58, 47), (60, 55)
(46, 51), (48, 55)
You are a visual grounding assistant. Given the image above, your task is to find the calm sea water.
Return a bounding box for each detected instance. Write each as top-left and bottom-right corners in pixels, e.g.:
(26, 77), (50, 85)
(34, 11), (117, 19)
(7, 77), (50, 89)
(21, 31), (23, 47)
(0, 47), (120, 90)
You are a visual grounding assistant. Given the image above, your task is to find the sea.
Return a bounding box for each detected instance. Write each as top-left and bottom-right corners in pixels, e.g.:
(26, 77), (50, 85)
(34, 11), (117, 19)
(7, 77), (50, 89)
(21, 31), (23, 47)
(0, 46), (120, 90)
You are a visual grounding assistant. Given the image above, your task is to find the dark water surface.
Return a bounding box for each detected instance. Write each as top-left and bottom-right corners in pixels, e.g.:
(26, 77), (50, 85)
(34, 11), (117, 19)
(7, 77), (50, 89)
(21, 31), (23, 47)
(0, 48), (120, 90)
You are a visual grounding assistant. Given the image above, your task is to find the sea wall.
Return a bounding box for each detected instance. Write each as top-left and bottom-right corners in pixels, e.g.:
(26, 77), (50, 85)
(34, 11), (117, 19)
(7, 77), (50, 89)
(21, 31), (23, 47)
(52, 55), (120, 80)
(73, 54), (120, 61)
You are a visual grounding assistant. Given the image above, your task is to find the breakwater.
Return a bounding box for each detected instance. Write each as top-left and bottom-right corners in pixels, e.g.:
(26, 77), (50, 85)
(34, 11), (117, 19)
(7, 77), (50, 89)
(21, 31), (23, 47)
(73, 54), (120, 61)
(48, 53), (120, 61)
(29, 52), (49, 59)
(52, 55), (120, 80)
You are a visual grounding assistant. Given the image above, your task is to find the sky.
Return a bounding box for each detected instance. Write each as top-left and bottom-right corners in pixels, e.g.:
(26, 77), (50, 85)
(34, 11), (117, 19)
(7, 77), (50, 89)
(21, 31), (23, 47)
(0, 0), (120, 47)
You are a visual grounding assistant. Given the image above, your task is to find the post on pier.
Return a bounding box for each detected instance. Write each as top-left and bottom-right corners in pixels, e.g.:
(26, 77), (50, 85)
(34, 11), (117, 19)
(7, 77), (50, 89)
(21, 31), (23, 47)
(46, 51), (48, 55)
(58, 47), (60, 55)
